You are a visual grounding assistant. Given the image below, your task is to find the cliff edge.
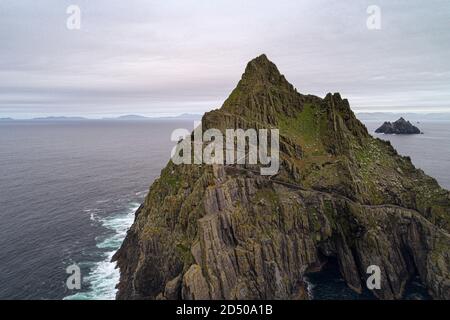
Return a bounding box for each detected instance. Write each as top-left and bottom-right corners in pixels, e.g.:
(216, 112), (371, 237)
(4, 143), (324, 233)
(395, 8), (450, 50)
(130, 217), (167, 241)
(113, 55), (450, 300)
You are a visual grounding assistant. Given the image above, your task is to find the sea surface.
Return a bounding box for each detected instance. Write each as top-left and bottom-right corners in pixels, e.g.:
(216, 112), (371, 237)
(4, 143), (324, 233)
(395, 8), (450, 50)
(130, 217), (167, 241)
(0, 119), (448, 300)
(0, 119), (194, 300)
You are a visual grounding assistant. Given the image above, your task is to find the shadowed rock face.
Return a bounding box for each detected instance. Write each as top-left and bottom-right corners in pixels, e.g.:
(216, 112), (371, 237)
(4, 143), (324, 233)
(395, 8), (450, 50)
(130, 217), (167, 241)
(375, 117), (421, 134)
(113, 54), (450, 300)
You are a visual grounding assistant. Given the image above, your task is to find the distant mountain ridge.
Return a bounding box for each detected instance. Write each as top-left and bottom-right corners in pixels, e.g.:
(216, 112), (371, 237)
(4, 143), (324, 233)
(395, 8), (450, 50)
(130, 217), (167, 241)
(32, 116), (88, 121)
(103, 113), (202, 120)
(0, 114), (202, 121)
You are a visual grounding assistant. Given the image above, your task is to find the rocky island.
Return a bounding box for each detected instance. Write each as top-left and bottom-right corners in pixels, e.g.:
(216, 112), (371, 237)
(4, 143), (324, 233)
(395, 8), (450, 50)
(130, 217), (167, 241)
(113, 55), (449, 300)
(375, 117), (422, 134)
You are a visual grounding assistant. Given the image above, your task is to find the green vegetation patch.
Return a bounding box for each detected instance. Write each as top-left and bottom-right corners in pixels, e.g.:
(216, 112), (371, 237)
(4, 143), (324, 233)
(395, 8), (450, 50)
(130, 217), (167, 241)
(278, 104), (326, 155)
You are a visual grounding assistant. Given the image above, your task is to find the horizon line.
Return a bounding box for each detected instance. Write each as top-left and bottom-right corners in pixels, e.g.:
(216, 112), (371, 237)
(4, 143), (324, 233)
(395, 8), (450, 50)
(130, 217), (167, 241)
(3, 110), (450, 121)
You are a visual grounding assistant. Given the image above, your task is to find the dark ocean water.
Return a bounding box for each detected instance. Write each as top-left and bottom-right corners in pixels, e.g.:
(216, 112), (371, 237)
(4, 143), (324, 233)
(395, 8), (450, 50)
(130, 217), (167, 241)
(0, 120), (194, 300)
(0, 119), (448, 300)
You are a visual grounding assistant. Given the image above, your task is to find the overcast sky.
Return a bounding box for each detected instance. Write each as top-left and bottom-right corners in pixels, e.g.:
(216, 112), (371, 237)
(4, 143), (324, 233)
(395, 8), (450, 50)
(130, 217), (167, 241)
(1, 0), (449, 118)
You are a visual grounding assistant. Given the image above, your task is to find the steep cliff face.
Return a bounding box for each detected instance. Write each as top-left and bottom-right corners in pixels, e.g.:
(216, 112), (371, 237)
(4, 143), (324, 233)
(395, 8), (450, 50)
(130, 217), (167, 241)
(113, 55), (450, 300)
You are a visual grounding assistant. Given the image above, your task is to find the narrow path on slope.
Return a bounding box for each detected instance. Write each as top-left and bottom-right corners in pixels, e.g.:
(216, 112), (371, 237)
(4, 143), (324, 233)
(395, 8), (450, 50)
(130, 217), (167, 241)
(223, 164), (421, 213)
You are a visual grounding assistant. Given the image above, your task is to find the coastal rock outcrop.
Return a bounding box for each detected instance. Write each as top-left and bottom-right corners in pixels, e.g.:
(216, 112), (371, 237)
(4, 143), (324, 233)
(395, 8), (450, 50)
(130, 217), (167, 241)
(375, 117), (422, 134)
(113, 55), (450, 300)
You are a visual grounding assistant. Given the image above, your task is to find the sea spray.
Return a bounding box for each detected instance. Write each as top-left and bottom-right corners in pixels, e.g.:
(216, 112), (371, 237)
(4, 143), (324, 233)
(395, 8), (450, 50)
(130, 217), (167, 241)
(64, 202), (139, 300)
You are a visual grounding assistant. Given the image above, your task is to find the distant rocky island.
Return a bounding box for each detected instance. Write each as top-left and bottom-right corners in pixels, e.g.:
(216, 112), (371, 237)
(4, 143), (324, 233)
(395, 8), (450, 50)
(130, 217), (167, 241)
(375, 117), (422, 134)
(114, 55), (449, 300)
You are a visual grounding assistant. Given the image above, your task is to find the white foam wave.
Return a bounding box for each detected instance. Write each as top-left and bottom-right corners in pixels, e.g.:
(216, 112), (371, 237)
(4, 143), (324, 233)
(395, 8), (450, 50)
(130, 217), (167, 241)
(64, 202), (138, 300)
(303, 276), (315, 299)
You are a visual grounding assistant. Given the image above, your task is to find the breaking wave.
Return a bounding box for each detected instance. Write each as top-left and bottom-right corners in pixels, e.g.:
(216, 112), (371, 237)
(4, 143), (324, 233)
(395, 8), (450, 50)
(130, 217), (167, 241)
(64, 202), (138, 300)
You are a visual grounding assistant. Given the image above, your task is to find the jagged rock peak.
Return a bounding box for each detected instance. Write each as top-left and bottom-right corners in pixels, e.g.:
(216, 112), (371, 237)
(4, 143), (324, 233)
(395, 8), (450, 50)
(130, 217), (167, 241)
(375, 117), (422, 134)
(239, 54), (293, 88)
(243, 54), (279, 78)
(218, 54), (300, 121)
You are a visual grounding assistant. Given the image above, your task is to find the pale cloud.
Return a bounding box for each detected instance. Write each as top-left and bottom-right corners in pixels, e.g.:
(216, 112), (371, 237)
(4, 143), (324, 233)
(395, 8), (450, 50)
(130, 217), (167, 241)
(0, 0), (449, 118)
